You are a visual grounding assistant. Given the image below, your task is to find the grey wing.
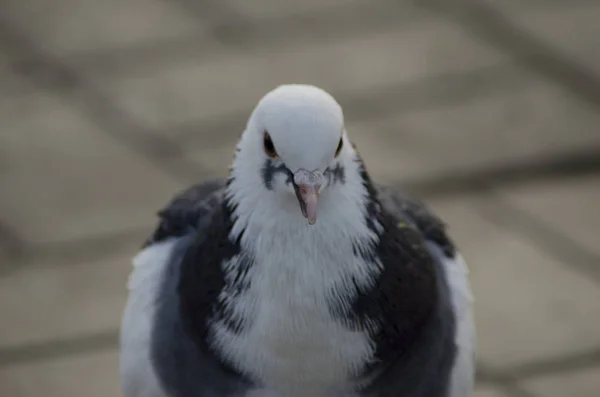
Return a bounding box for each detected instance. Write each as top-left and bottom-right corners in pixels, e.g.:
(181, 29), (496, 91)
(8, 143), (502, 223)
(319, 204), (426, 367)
(376, 185), (456, 257)
(120, 179), (226, 397)
(377, 185), (476, 397)
(143, 179), (226, 248)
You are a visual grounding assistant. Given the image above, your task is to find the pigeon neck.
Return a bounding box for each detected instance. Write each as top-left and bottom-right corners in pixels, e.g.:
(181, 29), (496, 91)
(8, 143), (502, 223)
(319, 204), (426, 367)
(225, 162), (377, 256)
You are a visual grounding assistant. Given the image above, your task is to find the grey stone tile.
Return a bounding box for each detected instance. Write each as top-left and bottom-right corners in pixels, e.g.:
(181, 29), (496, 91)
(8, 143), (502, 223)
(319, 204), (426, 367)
(427, 194), (600, 369)
(521, 364), (600, 397)
(485, 0), (595, 12)
(0, 92), (183, 245)
(354, 76), (600, 183)
(95, 21), (504, 129)
(499, 174), (600, 257)
(473, 385), (510, 397)
(0, 243), (132, 349)
(344, 117), (438, 184)
(510, 3), (600, 75)
(0, 53), (30, 98)
(0, 350), (120, 397)
(223, 0), (371, 18)
(186, 139), (237, 180)
(0, 249), (10, 275)
(2, 0), (202, 56)
(68, 1), (425, 76)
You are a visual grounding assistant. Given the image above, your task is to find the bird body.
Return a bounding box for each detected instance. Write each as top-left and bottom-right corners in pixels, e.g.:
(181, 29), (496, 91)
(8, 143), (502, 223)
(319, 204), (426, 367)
(120, 85), (475, 397)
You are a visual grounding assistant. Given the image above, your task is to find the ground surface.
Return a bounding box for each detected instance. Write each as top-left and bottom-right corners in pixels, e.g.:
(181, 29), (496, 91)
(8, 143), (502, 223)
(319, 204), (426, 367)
(1, 1), (600, 396)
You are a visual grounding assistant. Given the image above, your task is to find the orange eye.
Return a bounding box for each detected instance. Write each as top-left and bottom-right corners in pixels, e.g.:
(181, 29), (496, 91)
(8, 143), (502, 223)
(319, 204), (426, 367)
(263, 131), (278, 158)
(334, 137), (343, 157)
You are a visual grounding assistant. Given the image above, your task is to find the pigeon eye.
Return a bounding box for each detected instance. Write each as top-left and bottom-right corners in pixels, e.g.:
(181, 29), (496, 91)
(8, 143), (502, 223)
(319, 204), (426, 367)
(263, 131), (278, 158)
(334, 137), (343, 157)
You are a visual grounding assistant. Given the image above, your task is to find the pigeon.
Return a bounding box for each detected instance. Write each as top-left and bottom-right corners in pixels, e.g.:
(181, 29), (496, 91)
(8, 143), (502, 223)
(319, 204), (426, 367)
(120, 84), (475, 397)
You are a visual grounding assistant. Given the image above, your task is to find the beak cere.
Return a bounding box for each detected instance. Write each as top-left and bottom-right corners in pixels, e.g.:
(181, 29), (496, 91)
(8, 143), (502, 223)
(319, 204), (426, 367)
(293, 169), (324, 225)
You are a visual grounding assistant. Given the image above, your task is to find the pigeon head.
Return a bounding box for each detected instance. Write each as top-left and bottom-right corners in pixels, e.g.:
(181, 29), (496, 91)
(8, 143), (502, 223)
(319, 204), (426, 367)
(229, 84), (354, 225)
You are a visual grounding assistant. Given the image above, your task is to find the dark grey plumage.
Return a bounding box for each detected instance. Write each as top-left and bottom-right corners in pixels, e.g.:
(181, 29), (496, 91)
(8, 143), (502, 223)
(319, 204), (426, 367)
(139, 173), (460, 397)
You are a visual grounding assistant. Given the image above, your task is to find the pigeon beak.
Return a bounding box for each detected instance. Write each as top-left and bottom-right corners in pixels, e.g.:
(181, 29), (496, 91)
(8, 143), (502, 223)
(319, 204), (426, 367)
(293, 169), (324, 225)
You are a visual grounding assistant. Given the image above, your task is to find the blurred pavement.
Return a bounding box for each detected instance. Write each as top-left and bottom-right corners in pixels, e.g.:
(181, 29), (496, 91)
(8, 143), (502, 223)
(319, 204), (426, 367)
(1, 0), (600, 396)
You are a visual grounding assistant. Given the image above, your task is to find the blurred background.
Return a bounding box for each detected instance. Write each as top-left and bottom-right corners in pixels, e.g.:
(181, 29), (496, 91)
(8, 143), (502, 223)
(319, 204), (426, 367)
(1, 0), (599, 396)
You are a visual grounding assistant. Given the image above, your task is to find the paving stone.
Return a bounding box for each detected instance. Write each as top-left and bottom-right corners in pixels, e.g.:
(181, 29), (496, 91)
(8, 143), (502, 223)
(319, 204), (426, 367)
(224, 0), (370, 18)
(498, 174), (600, 257)
(485, 0), (594, 12)
(342, 117), (440, 184)
(186, 138), (237, 180)
(509, 3), (600, 75)
(70, 1), (425, 77)
(357, 76), (600, 183)
(0, 225), (23, 276)
(0, 248), (11, 275)
(0, 92), (183, 245)
(473, 385), (510, 397)
(521, 364), (600, 397)
(0, 53), (31, 98)
(2, 0), (202, 56)
(0, 350), (120, 397)
(0, 242), (133, 349)
(426, 194), (600, 369)
(95, 20), (504, 129)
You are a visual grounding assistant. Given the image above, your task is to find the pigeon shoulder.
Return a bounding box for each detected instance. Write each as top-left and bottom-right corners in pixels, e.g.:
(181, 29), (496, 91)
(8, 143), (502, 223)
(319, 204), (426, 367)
(375, 185), (455, 257)
(125, 178), (226, 297)
(120, 179), (233, 397)
(376, 184), (476, 397)
(375, 184), (474, 318)
(142, 179), (226, 249)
